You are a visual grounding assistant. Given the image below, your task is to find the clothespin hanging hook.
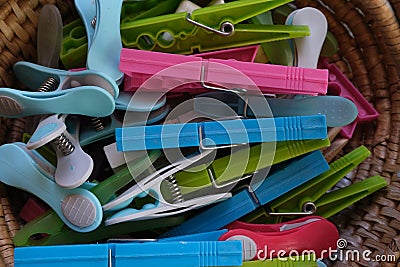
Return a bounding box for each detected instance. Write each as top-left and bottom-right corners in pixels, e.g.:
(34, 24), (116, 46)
(198, 125), (247, 150)
(185, 13), (234, 36)
(268, 201), (317, 216)
(200, 64), (247, 94)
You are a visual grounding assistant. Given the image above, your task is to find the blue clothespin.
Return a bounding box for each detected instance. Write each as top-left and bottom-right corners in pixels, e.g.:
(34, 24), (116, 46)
(14, 241), (242, 267)
(115, 115), (328, 151)
(161, 150), (329, 237)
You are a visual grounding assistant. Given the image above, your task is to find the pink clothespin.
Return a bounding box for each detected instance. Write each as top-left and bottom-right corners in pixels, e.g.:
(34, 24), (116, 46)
(219, 216), (339, 261)
(193, 45), (259, 62)
(120, 48), (328, 96)
(318, 57), (379, 138)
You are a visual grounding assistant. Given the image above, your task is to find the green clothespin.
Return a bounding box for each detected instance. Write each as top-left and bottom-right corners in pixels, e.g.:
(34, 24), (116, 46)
(121, 0), (182, 24)
(60, 0), (180, 69)
(313, 175), (387, 218)
(176, 138), (330, 193)
(120, 0), (310, 54)
(250, 4), (338, 66)
(237, 254), (319, 266)
(12, 210), (184, 246)
(60, 19), (88, 69)
(250, 10), (294, 66)
(268, 146), (387, 218)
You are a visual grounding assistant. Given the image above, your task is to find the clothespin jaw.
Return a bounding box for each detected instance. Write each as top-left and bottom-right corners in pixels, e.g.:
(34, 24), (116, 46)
(120, 0), (310, 53)
(103, 150), (233, 225)
(268, 146), (378, 217)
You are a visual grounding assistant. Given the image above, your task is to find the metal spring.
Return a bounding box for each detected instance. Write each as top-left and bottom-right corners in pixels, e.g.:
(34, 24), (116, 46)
(166, 175), (184, 204)
(37, 77), (59, 92)
(53, 133), (75, 156)
(91, 117), (105, 131)
(91, 17), (97, 28)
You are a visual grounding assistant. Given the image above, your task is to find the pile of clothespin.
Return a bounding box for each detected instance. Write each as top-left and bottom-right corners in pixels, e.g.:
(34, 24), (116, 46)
(0, 0), (388, 266)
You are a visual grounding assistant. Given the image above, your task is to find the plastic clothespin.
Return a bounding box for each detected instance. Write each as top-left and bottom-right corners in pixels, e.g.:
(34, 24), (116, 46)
(75, 0), (124, 84)
(269, 146), (387, 218)
(13, 210), (185, 247)
(115, 115), (328, 152)
(75, 105), (171, 147)
(60, 19), (88, 69)
(239, 256), (320, 267)
(161, 149), (330, 237)
(27, 114), (93, 189)
(120, 48), (328, 95)
(220, 216), (339, 261)
(0, 61), (117, 118)
(286, 7), (327, 69)
(175, 138), (330, 191)
(121, 0), (182, 24)
(194, 92), (358, 127)
(318, 57), (379, 139)
(19, 198), (49, 223)
(15, 240), (242, 267)
(122, 45), (260, 92)
(12, 150), (183, 246)
(60, 0), (181, 69)
(0, 143), (102, 232)
(103, 149), (232, 225)
(120, 0), (310, 54)
(195, 45), (260, 62)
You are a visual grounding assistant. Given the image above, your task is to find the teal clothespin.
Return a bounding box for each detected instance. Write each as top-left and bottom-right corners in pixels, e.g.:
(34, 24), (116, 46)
(268, 146), (388, 218)
(120, 0), (310, 54)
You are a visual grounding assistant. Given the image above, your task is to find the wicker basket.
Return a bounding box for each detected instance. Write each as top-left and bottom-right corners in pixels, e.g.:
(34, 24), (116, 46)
(0, 0), (399, 266)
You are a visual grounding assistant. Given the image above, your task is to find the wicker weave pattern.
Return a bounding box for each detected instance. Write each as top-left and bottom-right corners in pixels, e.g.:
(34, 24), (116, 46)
(0, 0), (399, 266)
(0, 0), (76, 88)
(293, 0), (400, 266)
(0, 2), (77, 266)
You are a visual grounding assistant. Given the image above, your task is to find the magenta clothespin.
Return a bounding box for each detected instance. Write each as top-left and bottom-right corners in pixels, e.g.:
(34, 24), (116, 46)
(318, 57), (379, 138)
(120, 48), (328, 95)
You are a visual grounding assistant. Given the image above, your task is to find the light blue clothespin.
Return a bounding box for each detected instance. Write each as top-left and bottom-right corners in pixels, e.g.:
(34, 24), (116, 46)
(76, 0), (124, 84)
(115, 115), (328, 151)
(0, 142), (102, 232)
(0, 61), (118, 118)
